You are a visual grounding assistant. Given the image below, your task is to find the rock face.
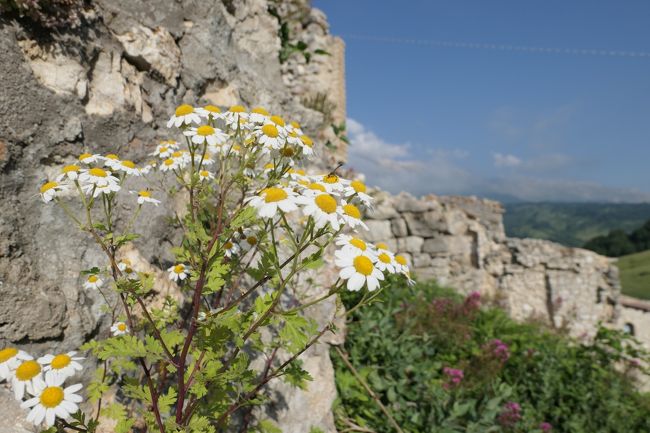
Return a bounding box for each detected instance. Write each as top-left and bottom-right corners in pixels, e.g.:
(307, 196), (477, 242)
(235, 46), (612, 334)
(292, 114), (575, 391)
(0, 0), (345, 431)
(363, 191), (621, 339)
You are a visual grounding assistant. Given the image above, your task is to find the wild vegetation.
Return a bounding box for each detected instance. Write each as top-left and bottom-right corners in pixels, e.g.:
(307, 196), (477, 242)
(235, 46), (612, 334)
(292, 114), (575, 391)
(334, 280), (650, 433)
(503, 202), (650, 247)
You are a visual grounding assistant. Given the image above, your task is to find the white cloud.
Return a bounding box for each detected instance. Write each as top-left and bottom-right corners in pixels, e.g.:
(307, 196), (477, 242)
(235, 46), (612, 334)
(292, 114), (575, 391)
(493, 153), (522, 168)
(346, 118), (473, 196)
(346, 118), (650, 203)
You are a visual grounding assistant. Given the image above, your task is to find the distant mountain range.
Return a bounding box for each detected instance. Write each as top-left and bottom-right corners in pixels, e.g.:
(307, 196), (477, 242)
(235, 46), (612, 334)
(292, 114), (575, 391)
(503, 202), (650, 247)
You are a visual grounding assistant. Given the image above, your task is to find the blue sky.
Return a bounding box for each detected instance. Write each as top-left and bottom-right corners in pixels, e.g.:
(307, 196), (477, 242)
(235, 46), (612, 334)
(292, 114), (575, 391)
(313, 0), (650, 202)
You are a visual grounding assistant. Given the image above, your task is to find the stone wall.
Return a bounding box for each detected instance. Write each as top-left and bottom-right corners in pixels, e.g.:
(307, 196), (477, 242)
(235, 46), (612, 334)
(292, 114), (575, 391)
(363, 191), (621, 339)
(0, 1), (345, 431)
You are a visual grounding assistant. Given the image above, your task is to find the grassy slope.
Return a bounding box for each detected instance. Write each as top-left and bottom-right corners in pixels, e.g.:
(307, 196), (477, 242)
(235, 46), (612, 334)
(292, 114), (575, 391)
(617, 250), (650, 300)
(504, 203), (650, 247)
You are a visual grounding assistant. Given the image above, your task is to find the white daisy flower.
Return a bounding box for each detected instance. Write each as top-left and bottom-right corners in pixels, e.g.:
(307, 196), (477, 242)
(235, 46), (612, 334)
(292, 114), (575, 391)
(296, 192), (342, 230)
(184, 125), (228, 147)
(79, 168), (120, 197)
(338, 200), (368, 231)
(286, 168), (307, 181)
(160, 157), (180, 172)
(247, 186), (299, 218)
(298, 135), (314, 156)
(287, 120), (304, 136)
(56, 164), (81, 182)
(83, 274), (103, 290)
(0, 348), (31, 381)
(102, 154), (121, 169)
(238, 229), (260, 252)
(117, 259), (138, 279)
(335, 235), (375, 256)
(268, 115), (289, 136)
(318, 173), (345, 194)
(223, 105), (249, 129)
(197, 105), (223, 121)
(151, 141), (178, 159)
(343, 179), (373, 208)
(21, 374), (82, 427)
(374, 250), (396, 274)
(130, 190), (161, 206)
(299, 181), (331, 197)
(168, 264), (190, 282)
(335, 248), (384, 292)
(115, 160), (141, 176)
(167, 104), (202, 128)
(286, 130), (303, 147)
(110, 322), (129, 336)
(198, 170), (214, 182)
(39, 181), (67, 203)
(256, 123), (285, 150)
(37, 352), (84, 381)
(196, 151), (215, 166)
(11, 359), (44, 400)
(222, 240), (240, 258)
(140, 161), (157, 174)
(78, 153), (101, 165)
(249, 107), (270, 124)
(394, 254), (410, 274)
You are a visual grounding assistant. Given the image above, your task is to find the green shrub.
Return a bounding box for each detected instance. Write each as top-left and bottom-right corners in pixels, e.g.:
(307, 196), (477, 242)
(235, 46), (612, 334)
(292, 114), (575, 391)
(333, 280), (650, 433)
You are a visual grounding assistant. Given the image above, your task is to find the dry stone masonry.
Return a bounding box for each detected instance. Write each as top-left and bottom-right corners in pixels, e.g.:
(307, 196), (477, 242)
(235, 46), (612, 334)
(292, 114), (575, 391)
(363, 191), (622, 339)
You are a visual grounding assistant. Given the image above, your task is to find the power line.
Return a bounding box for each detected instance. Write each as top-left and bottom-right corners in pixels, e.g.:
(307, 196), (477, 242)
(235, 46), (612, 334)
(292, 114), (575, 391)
(342, 34), (650, 58)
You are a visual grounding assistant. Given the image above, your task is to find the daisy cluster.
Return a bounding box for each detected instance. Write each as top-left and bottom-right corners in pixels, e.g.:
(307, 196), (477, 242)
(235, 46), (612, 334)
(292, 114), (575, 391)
(38, 153), (161, 207)
(161, 103), (413, 292)
(0, 347), (83, 427)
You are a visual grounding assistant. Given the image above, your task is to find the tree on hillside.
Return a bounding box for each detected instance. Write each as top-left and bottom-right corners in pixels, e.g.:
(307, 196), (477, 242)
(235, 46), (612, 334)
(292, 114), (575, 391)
(584, 229), (636, 257)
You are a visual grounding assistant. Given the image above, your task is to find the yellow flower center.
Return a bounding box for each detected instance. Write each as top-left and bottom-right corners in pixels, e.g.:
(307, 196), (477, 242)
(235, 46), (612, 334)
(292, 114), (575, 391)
(121, 160), (136, 169)
(88, 275), (98, 283)
(199, 170), (209, 177)
(395, 255), (407, 266)
(378, 253), (391, 264)
(315, 194), (337, 214)
(40, 387), (64, 409)
(40, 181), (58, 193)
(15, 360), (40, 381)
(172, 151), (183, 158)
(270, 115), (285, 127)
(79, 153), (92, 161)
(263, 187), (288, 203)
(50, 354), (71, 370)
(164, 159), (174, 166)
(281, 146), (294, 157)
(264, 163), (275, 170)
(343, 204), (361, 219)
(262, 124), (279, 138)
(89, 168), (107, 178)
(224, 242), (233, 249)
(62, 164), (80, 173)
(247, 236), (257, 246)
(105, 154), (119, 160)
(0, 347), (18, 363)
(350, 238), (367, 251)
(158, 146), (169, 154)
(308, 183), (326, 192)
(175, 104), (194, 116)
(174, 264), (185, 273)
(300, 135), (313, 147)
(351, 180), (367, 193)
(353, 256), (374, 276)
(197, 125), (215, 136)
(323, 174), (338, 184)
(376, 242), (389, 251)
(139, 190), (151, 198)
(229, 105), (245, 113)
(204, 105), (221, 113)
(117, 323), (127, 331)
(290, 121), (301, 129)
(289, 131), (298, 138)
(252, 107), (269, 115)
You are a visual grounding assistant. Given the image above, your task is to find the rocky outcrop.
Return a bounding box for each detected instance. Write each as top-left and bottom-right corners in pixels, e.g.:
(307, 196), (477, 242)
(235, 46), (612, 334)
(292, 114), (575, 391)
(0, 0), (345, 431)
(363, 191), (621, 339)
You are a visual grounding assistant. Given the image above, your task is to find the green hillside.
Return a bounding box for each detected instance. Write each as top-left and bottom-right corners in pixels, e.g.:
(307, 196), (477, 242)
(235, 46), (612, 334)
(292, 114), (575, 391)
(617, 250), (650, 300)
(503, 203), (650, 247)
